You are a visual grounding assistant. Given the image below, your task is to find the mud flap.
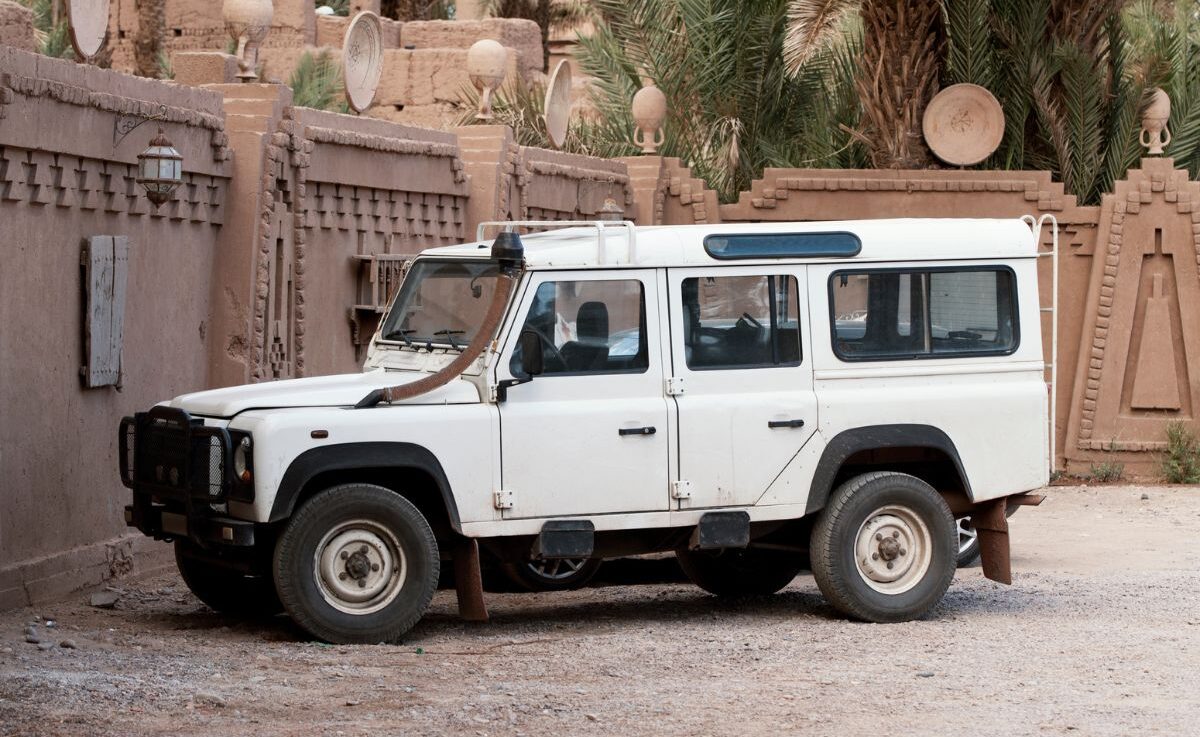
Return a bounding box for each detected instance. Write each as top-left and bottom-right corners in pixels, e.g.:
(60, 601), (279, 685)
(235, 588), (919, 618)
(973, 498), (1012, 585)
(451, 538), (489, 622)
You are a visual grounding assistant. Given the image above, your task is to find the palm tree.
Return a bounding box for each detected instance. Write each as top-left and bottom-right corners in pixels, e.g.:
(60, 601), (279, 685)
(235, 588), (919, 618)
(134, 0), (166, 78)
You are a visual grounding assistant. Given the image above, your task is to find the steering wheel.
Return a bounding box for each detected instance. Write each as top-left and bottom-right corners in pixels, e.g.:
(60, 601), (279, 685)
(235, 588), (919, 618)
(741, 312), (764, 330)
(529, 328), (569, 372)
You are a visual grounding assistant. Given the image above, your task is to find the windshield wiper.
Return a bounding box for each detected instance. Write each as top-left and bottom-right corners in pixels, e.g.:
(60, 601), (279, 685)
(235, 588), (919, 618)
(383, 328), (416, 348)
(433, 329), (466, 352)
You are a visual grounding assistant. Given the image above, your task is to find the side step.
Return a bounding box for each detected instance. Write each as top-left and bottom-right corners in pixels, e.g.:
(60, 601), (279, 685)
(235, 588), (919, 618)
(689, 511), (750, 550)
(533, 519), (595, 559)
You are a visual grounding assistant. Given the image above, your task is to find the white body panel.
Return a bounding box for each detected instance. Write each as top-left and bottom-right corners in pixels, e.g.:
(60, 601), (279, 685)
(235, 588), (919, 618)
(158, 218), (1048, 536)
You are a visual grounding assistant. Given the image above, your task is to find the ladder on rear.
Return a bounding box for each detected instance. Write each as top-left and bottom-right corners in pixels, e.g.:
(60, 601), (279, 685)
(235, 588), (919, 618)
(1023, 214), (1059, 475)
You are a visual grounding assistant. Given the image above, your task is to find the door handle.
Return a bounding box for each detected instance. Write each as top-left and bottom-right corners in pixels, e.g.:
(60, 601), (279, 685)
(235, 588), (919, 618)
(619, 426), (657, 436)
(767, 419), (806, 429)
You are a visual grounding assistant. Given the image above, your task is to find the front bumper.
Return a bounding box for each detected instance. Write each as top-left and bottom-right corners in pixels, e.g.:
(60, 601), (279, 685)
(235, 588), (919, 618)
(119, 406), (255, 548)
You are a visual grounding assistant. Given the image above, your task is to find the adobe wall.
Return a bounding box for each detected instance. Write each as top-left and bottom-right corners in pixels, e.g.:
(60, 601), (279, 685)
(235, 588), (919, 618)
(0, 46), (232, 609)
(0, 0), (33, 53)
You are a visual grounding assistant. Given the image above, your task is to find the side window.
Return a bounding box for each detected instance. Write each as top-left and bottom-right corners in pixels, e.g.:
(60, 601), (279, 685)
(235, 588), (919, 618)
(510, 279), (648, 375)
(830, 268), (1017, 360)
(681, 275), (801, 369)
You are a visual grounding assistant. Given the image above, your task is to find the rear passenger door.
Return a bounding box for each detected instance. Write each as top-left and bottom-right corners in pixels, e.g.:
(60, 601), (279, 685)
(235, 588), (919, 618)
(667, 266), (818, 509)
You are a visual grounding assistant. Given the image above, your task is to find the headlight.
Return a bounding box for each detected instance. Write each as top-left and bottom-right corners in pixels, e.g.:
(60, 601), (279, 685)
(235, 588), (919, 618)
(233, 436), (252, 483)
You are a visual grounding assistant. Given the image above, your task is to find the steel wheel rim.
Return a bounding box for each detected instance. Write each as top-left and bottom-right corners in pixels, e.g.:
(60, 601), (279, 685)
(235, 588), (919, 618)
(854, 504), (933, 595)
(527, 558), (587, 581)
(956, 517), (978, 555)
(314, 519), (407, 615)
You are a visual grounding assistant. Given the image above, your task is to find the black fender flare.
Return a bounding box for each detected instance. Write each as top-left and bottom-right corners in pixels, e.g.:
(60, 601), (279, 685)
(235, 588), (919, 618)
(805, 424), (972, 515)
(268, 442), (461, 532)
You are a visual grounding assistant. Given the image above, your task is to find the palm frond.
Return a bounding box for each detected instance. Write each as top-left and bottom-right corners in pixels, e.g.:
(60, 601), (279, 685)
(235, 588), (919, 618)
(783, 0), (858, 75)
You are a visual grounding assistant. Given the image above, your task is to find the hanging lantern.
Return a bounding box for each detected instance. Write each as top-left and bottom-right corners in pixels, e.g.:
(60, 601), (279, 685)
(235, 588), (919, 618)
(136, 129), (184, 209)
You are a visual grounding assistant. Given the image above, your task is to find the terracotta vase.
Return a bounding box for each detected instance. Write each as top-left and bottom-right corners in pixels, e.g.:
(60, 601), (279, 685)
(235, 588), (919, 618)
(1141, 88), (1172, 156)
(224, 0), (273, 82)
(467, 39), (507, 120)
(631, 82), (666, 155)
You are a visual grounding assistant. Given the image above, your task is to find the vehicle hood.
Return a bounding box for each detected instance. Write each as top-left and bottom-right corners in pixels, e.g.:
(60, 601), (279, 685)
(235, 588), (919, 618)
(169, 369), (481, 418)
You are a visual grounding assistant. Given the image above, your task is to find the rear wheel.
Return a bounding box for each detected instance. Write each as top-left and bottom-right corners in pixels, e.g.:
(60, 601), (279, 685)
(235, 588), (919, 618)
(273, 484), (439, 644)
(811, 472), (956, 622)
(174, 541), (282, 617)
(502, 557), (602, 592)
(677, 547), (804, 597)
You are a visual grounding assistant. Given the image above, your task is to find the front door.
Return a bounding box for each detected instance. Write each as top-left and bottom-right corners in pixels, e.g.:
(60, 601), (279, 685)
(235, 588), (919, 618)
(668, 266), (818, 509)
(496, 270), (670, 519)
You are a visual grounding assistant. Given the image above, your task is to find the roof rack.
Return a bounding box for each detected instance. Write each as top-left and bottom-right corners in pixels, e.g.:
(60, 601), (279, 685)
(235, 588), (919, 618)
(475, 220), (638, 266)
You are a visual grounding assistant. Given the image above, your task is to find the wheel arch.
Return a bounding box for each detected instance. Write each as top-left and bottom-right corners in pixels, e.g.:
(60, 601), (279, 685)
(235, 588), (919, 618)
(806, 425), (972, 515)
(269, 442), (461, 536)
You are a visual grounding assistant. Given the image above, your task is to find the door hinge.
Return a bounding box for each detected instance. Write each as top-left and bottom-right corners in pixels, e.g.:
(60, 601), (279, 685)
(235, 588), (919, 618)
(671, 480), (693, 500)
(665, 377), (685, 396)
(493, 489), (514, 510)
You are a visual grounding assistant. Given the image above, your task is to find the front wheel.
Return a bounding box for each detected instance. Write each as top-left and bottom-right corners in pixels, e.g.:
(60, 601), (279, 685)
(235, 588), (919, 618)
(273, 484), (439, 644)
(811, 472), (957, 623)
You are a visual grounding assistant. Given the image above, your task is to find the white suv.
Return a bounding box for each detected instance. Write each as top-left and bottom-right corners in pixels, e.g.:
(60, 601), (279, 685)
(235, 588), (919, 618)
(119, 219), (1048, 643)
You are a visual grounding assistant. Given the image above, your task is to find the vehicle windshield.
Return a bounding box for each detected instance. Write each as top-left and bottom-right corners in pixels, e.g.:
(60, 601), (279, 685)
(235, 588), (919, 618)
(378, 259), (501, 348)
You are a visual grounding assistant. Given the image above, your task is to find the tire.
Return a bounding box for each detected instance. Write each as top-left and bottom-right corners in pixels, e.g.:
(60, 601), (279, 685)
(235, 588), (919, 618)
(676, 547), (805, 597)
(955, 517), (981, 567)
(174, 541), (282, 617)
(273, 484), (439, 644)
(502, 557), (602, 592)
(811, 472), (957, 623)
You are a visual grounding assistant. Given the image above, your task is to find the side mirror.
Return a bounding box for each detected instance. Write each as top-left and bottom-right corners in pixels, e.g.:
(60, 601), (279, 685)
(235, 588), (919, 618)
(518, 330), (544, 376)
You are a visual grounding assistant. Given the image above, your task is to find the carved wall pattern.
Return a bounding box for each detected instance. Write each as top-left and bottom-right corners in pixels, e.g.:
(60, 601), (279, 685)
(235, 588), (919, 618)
(513, 147), (633, 222)
(740, 173), (1066, 213)
(1068, 158), (1200, 456)
(0, 146), (226, 222)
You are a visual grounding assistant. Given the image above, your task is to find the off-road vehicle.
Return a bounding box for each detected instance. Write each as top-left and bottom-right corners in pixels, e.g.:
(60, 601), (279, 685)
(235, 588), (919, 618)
(119, 218), (1050, 643)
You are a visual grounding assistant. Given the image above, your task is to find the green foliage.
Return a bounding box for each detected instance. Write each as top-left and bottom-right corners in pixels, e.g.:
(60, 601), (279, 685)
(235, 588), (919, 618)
(1088, 461), (1125, 483)
(567, 0), (865, 202)
(14, 0), (77, 60)
(157, 50), (174, 80)
(289, 50), (350, 113)
(316, 0), (351, 17)
(1161, 421), (1200, 484)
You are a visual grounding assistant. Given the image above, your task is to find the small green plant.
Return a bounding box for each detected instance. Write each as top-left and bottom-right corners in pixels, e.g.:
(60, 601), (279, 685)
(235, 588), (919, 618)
(1088, 461), (1126, 483)
(289, 50), (349, 113)
(157, 50), (174, 80)
(1161, 422), (1200, 484)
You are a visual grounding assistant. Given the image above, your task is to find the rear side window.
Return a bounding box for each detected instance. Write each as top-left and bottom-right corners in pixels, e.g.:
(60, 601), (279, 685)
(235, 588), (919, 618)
(829, 267), (1017, 360)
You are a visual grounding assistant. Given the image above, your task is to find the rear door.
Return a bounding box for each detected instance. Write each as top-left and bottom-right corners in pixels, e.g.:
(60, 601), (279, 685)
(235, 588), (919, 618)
(667, 266), (818, 509)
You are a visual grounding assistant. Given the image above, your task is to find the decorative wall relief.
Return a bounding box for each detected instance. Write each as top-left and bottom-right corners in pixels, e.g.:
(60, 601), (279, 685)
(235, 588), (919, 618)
(1066, 157), (1200, 456)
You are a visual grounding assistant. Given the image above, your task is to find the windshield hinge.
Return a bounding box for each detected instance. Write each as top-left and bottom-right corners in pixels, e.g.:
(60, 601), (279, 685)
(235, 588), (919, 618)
(493, 489), (514, 510)
(665, 377), (685, 396)
(671, 480), (692, 500)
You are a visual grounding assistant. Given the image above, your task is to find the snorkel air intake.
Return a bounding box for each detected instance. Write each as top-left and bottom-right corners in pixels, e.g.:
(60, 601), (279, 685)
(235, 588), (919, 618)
(355, 232), (524, 409)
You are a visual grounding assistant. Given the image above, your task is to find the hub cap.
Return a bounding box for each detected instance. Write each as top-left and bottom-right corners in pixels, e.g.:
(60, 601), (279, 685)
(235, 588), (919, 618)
(314, 520), (406, 615)
(854, 504), (933, 595)
(956, 517), (978, 555)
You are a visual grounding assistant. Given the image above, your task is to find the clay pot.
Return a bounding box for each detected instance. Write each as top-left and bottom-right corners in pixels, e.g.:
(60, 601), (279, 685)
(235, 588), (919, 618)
(631, 82), (667, 155)
(467, 39), (508, 120)
(224, 0), (273, 81)
(1141, 88), (1172, 156)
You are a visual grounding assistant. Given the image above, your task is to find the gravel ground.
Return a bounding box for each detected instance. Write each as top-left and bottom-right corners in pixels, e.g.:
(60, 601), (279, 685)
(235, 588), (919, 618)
(2, 485), (1199, 737)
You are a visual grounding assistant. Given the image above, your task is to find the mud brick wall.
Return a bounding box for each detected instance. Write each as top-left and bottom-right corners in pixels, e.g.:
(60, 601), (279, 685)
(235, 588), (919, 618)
(0, 46), (232, 608)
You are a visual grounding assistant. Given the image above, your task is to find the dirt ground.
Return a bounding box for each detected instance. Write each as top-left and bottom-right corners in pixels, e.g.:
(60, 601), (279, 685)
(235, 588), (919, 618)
(2, 485), (1199, 737)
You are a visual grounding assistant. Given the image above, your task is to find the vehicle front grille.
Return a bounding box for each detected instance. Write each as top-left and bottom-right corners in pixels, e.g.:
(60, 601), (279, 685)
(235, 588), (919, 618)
(122, 408), (232, 500)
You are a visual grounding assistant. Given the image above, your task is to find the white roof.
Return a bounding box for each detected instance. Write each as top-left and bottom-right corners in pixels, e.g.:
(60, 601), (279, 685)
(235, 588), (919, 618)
(421, 218), (1039, 269)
